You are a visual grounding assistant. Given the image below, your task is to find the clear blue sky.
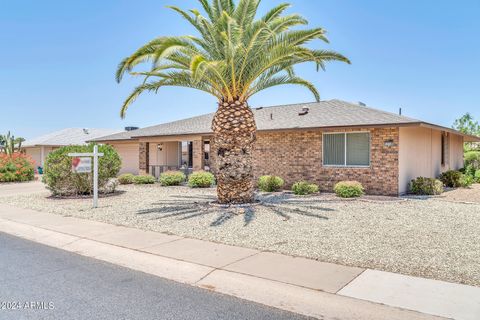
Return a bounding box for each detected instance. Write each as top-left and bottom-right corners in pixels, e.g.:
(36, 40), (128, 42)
(1, 0), (479, 139)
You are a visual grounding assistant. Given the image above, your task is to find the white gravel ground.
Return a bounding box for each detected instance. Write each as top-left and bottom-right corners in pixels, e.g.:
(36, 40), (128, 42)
(1, 184), (479, 287)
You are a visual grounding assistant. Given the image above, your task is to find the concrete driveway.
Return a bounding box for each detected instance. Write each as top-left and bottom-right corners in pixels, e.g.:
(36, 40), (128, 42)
(0, 180), (47, 197)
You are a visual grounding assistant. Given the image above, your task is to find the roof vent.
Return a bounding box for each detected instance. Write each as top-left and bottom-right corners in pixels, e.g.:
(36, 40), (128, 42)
(125, 126), (139, 131)
(298, 107), (309, 116)
(83, 128), (89, 134)
(358, 101), (366, 106)
(255, 106), (263, 110)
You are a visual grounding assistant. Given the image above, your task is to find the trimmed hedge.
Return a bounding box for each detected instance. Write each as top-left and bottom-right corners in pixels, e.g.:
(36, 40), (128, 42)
(42, 144), (121, 196)
(258, 175), (284, 192)
(292, 181), (319, 195)
(0, 153), (35, 182)
(133, 175), (156, 184)
(188, 171), (215, 188)
(118, 173), (135, 185)
(334, 181), (364, 198)
(159, 171), (186, 186)
(410, 177), (443, 195)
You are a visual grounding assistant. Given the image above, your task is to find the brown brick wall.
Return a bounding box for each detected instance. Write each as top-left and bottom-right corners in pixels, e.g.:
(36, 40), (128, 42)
(251, 128), (399, 195)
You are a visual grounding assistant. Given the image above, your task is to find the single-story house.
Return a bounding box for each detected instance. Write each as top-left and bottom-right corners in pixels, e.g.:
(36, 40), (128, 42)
(23, 128), (120, 169)
(91, 99), (480, 195)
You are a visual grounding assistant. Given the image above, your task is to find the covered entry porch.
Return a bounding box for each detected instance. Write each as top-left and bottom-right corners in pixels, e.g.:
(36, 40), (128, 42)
(138, 135), (213, 178)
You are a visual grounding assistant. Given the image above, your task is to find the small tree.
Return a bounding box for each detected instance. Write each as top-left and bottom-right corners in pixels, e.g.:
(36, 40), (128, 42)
(453, 113), (480, 151)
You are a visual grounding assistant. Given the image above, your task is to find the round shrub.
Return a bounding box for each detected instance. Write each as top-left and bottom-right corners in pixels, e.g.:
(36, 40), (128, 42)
(188, 171), (215, 188)
(159, 171), (186, 186)
(438, 170), (462, 188)
(0, 153), (35, 182)
(292, 181), (319, 195)
(334, 181), (364, 198)
(118, 173), (135, 184)
(409, 177), (443, 195)
(257, 175), (284, 192)
(42, 144), (121, 196)
(133, 175), (156, 184)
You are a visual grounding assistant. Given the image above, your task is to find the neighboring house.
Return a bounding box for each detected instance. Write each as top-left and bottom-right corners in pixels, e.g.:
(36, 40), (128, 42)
(92, 100), (480, 195)
(23, 128), (121, 169)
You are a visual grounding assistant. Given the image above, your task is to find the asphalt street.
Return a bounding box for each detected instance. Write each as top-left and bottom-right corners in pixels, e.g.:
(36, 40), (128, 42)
(0, 232), (312, 320)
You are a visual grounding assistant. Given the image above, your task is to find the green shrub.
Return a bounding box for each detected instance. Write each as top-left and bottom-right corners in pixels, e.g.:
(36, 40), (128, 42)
(409, 177), (443, 195)
(438, 170), (462, 188)
(459, 174), (474, 188)
(159, 171), (186, 186)
(464, 151), (480, 170)
(464, 164), (476, 178)
(188, 171), (215, 188)
(42, 144), (121, 196)
(257, 175), (284, 192)
(0, 153), (35, 182)
(334, 181), (364, 198)
(292, 181), (319, 195)
(118, 173), (135, 184)
(475, 170), (480, 183)
(133, 175), (156, 184)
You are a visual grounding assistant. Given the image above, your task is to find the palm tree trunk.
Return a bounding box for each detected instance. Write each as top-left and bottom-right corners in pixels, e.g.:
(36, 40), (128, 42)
(212, 99), (256, 204)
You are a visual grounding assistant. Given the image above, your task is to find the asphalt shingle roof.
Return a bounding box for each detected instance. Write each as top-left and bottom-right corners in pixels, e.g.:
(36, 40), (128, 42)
(93, 100), (422, 141)
(23, 128), (121, 147)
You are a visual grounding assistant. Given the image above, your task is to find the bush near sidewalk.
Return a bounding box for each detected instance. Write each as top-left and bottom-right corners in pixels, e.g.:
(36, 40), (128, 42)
(133, 175), (156, 184)
(0, 153), (35, 182)
(118, 173), (135, 184)
(159, 171), (186, 186)
(292, 181), (319, 195)
(258, 175), (284, 192)
(334, 181), (364, 198)
(42, 144), (121, 196)
(188, 171), (215, 188)
(409, 177), (444, 195)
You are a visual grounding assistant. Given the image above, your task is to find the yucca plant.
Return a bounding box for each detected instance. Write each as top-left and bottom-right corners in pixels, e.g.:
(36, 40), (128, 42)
(116, 0), (350, 204)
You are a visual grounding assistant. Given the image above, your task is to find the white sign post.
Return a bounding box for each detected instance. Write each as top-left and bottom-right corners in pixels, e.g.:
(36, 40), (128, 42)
(68, 145), (104, 208)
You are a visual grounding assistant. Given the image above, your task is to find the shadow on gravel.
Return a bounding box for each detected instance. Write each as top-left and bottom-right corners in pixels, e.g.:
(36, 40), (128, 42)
(135, 193), (332, 227)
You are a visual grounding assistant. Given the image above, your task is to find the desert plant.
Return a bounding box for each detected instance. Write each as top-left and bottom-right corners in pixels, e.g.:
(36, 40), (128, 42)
(115, 0), (350, 204)
(0, 132), (24, 156)
(188, 171), (215, 188)
(258, 175), (284, 192)
(459, 174), (474, 188)
(475, 170), (480, 183)
(464, 151), (480, 170)
(42, 144), (121, 196)
(292, 181), (319, 195)
(334, 181), (364, 198)
(438, 170), (463, 188)
(159, 171), (186, 186)
(118, 173), (135, 184)
(0, 153), (35, 182)
(133, 175), (156, 184)
(409, 177), (443, 195)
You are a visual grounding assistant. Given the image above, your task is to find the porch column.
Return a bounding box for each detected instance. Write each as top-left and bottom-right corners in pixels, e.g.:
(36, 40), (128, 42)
(139, 142), (150, 175)
(192, 139), (204, 171)
(40, 146), (45, 167)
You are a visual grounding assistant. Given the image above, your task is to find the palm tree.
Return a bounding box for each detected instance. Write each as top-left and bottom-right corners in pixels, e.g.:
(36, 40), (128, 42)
(116, 0), (350, 204)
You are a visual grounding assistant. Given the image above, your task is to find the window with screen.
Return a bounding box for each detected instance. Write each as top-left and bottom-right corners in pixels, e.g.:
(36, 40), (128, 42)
(323, 132), (370, 166)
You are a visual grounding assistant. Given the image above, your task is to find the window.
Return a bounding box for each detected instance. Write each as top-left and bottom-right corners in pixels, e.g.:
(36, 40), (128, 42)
(323, 132), (370, 166)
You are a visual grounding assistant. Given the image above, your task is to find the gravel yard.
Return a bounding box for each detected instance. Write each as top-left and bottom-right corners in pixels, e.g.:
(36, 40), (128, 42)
(1, 184), (479, 287)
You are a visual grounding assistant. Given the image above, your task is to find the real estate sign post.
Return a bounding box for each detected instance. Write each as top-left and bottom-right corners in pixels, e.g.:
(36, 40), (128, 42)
(68, 145), (104, 208)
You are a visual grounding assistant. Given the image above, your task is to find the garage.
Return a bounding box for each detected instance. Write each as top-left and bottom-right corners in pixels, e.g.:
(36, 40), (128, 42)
(112, 142), (139, 175)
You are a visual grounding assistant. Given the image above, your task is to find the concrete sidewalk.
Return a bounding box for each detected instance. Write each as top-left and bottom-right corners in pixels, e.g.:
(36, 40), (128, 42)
(0, 204), (478, 320)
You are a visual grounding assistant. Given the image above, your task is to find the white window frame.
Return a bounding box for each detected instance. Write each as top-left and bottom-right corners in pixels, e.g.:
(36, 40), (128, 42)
(322, 131), (371, 168)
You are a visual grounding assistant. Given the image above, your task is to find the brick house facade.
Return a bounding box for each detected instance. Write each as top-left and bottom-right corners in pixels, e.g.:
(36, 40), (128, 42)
(251, 127), (399, 195)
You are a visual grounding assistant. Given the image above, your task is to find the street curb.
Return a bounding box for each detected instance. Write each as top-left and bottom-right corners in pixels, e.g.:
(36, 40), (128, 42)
(0, 216), (445, 320)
